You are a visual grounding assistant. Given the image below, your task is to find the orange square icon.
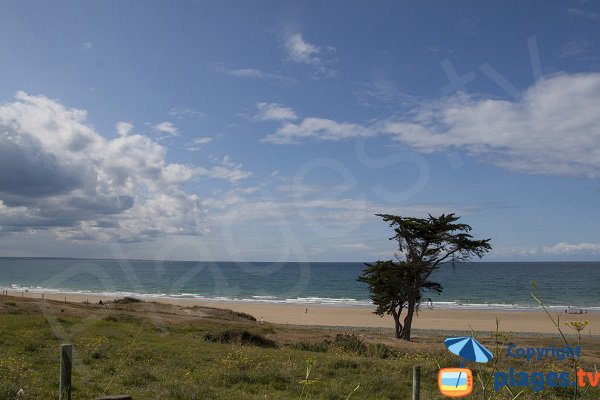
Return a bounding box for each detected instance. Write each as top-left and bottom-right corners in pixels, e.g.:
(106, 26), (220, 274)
(438, 368), (473, 397)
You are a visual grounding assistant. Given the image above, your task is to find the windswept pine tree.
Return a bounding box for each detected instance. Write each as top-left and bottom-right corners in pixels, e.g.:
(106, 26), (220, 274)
(359, 213), (491, 341)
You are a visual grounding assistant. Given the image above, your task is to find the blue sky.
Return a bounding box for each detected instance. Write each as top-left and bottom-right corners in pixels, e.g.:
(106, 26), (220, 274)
(1, 0), (599, 261)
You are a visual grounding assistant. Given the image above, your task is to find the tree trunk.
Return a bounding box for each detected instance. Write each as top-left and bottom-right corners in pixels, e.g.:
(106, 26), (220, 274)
(400, 298), (416, 341)
(391, 309), (402, 339)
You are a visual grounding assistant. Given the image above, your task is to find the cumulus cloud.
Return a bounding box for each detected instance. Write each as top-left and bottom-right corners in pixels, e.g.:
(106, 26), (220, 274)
(262, 73), (600, 177)
(255, 102), (298, 121)
(543, 242), (600, 255)
(152, 121), (178, 136)
(0, 92), (248, 242)
(115, 121), (134, 136)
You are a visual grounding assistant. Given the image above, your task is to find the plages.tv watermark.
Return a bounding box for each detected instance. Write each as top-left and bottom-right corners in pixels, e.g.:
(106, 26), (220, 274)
(493, 344), (599, 393)
(438, 338), (600, 397)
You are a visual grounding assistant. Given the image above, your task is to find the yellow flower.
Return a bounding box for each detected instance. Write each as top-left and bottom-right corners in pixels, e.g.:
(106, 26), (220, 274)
(565, 320), (589, 332)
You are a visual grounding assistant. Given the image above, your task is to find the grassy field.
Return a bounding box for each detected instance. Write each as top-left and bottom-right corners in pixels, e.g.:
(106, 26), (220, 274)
(0, 296), (598, 399)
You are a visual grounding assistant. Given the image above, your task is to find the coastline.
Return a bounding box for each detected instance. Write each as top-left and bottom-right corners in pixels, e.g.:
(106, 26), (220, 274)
(5, 289), (598, 335)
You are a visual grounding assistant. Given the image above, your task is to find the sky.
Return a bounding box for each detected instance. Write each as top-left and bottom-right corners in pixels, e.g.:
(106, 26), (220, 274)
(0, 0), (599, 262)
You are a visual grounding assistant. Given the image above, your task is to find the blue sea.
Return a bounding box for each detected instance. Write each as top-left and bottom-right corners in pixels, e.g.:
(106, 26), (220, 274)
(0, 258), (598, 310)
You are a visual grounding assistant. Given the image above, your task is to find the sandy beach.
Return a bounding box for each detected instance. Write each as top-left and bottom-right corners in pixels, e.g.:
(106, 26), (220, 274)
(5, 289), (598, 335)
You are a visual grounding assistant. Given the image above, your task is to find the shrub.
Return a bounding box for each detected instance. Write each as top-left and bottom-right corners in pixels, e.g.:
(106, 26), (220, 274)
(290, 335), (396, 358)
(203, 329), (276, 348)
(290, 340), (330, 353)
(333, 334), (367, 356)
(113, 297), (142, 304)
(367, 343), (395, 359)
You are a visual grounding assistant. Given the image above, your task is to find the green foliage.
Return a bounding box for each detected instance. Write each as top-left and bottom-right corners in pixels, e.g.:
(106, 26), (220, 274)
(290, 334), (396, 359)
(0, 384), (19, 400)
(333, 334), (367, 355)
(202, 328), (277, 348)
(364, 213), (491, 340)
(376, 213), (492, 265)
(291, 340), (330, 353)
(2, 297), (595, 399)
(358, 260), (442, 317)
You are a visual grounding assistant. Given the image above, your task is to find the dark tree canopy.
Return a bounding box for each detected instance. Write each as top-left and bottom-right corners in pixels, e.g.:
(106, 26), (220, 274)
(360, 213), (491, 340)
(376, 213), (492, 268)
(358, 260), (442, 339)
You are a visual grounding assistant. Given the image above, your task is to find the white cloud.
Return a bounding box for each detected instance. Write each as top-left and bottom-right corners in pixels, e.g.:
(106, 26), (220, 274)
(205, 63), (295, 86)
(262, 117), (374, 144)
(82, 41), (93, 50)
(192, 137), (214, 145)
(229, 68), (267, 78)
(355, 78), (420, 108)
(0, 92), (249, 242)
(168, 107), (203, 119)
(194, 156), (252, 183)
(152, 121), (178, 136)
(255, 102), (298, 121)
(384, 73), (600, 177)
(282, 32), (337, 78)
(341, 243), (371, 251)
(556, 40), (592, 59)
(263, 73), (600, 178)
(543, 242), (600, 255)
(567, 7), (599, 19)
(285, 33), (321, 64)
(201, 186), (486, 247)
(115, 121), (134, 136)
(184, 136), (214, 152)
(227, 68), (296, 85)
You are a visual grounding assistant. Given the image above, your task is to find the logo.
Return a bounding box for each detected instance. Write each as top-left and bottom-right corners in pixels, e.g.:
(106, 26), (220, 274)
(438, 336), (493, 398)
(438, 368), (473, 397)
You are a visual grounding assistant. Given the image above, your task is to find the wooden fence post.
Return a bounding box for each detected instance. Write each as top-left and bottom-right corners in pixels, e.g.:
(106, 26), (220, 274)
(412, 365), (420, 400)
(60, 344), (72, 400)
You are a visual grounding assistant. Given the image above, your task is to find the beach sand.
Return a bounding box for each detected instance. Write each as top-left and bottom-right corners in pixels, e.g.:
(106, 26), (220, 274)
(6, 290), (598, 335)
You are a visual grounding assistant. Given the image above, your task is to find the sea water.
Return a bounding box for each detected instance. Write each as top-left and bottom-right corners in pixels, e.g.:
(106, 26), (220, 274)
(0, 258), (598, 310)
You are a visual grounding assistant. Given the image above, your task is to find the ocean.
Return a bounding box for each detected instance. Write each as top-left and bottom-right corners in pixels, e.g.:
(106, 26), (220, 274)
(0, 258), (598, 311)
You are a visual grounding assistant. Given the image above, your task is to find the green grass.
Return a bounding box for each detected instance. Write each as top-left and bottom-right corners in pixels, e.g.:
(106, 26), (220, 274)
(0, 297), (598, 399)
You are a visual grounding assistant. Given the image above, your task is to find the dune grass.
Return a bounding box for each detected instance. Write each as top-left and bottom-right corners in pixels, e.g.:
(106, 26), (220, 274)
(0, 297), (598, 399)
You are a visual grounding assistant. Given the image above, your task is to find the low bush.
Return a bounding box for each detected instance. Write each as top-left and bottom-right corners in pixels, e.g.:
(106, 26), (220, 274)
(203, 329), (277, 348)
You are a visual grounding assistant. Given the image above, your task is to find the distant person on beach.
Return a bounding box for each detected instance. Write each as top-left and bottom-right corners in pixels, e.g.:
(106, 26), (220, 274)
(305, 308), (308, 314)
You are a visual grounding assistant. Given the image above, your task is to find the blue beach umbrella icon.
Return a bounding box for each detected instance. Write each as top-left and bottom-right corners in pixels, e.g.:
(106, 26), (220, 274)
(444, 336), (493, 363)
(444, 336), (493, 389)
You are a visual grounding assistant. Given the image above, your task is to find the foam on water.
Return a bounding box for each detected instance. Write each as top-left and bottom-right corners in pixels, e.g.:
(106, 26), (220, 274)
(1, 259), (599, 310)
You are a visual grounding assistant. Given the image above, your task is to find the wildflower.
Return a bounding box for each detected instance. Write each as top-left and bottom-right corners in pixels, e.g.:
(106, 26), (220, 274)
(565, 320), (589, 332)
